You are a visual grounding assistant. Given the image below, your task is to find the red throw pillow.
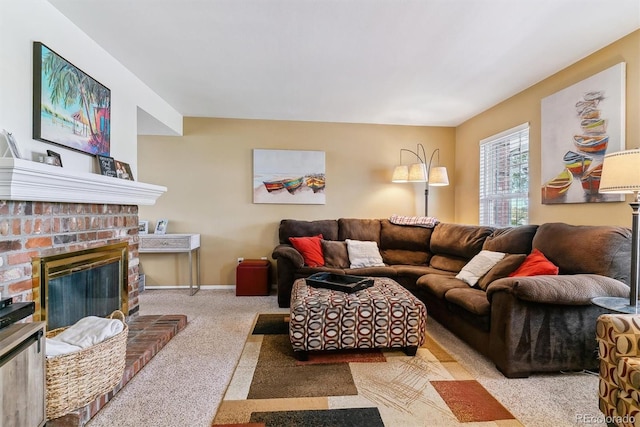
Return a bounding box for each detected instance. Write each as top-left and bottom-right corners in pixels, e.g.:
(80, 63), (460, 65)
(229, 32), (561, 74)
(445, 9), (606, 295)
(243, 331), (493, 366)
(289, 234), (325, 267)
(508, 248), (559, 277)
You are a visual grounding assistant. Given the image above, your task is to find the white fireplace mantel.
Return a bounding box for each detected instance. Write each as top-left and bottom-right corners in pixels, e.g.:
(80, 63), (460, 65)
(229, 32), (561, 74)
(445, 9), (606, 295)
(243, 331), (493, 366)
(0, 158), (167, 205)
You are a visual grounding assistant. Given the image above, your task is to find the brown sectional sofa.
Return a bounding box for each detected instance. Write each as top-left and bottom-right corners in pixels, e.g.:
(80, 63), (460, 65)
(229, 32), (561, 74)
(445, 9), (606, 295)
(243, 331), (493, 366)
(271, 218), (632, 377)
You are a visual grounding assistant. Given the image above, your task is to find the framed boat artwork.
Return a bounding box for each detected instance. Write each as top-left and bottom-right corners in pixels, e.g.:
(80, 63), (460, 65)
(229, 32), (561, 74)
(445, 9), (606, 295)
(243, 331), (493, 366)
(33, 42), (111, 156)
(253, 149), (326, 204)
(540, 63), (625, 204)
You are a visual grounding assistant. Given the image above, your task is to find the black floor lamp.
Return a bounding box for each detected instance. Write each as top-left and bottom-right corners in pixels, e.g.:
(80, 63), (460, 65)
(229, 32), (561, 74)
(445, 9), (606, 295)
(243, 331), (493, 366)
(391, 143), (449, 216)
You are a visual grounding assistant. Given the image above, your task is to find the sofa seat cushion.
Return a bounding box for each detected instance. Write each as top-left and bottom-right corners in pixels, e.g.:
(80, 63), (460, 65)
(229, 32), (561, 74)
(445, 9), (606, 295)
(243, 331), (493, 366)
(392, 265), (454, 279)
(416, 274), (468, 299)
(444, 288), (491, 316)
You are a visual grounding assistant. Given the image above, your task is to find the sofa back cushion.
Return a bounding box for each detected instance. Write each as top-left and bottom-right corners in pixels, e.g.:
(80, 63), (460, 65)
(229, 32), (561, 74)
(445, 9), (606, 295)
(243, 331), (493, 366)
(338, 218), (381, 243)
(379, 219), (432, 266)
(532, 222), (631, 283)
(482, 225), (538, 254)
(279, 219), (339, 243)
(430, 223), (495, 259)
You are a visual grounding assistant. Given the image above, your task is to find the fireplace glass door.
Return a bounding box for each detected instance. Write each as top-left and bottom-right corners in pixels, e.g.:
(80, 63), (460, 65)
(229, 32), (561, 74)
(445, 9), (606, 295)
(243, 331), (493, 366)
(47, 259), (121, 329)
(33, 242), (128, 330)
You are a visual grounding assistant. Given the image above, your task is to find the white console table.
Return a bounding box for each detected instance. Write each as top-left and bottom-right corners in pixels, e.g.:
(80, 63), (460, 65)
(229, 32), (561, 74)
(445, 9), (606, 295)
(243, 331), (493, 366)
(139, 233), (201, 295)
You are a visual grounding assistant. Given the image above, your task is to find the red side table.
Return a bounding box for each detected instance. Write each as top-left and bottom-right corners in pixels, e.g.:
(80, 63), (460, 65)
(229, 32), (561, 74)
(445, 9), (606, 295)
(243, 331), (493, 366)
(236, 259), (271, 296)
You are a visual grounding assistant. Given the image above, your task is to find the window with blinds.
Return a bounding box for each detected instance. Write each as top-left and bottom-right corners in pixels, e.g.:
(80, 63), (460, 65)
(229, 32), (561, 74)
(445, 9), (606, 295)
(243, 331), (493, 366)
(479, 123), (529, 227)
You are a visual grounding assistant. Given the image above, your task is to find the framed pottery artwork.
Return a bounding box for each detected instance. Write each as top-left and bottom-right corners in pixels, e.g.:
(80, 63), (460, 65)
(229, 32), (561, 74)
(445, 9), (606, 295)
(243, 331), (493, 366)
(541, 62), (625, 204)
(253, 149), (326, 204)
(97, 155), (117, 177)
(33, 41), (111, 156)
(115, 160), (133, 180)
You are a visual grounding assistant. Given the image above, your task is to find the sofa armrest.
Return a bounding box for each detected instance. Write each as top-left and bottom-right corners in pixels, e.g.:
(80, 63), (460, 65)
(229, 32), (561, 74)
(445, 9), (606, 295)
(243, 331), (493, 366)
(272, 244), (304, 269)
(486, 274), (629, 305)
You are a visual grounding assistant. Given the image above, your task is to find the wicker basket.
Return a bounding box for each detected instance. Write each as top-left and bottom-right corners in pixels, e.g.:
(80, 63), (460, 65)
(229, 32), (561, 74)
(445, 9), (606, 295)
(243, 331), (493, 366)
(45, 310), (128, 420)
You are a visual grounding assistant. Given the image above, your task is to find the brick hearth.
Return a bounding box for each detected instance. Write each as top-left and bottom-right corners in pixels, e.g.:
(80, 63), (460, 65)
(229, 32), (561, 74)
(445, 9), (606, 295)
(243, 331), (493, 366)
(46, 314), (188, 427)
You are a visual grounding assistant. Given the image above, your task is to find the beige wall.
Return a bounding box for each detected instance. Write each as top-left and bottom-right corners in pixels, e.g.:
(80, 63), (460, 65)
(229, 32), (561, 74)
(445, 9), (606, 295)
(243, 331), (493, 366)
(139, 119), (455, 286)
(139, 30), (639, 287)
(455, 30), (640, 225)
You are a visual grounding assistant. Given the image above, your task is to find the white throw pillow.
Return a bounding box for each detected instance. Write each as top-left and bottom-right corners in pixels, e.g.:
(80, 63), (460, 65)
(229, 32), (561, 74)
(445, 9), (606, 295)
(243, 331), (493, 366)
(455, 250), (505, 286)
(345, 239), (385, 268)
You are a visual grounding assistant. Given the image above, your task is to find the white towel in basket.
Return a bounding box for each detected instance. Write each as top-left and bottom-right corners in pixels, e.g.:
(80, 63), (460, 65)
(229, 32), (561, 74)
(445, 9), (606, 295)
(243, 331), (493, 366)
(49, 316), (125, 351)
(46, 339), (83, 357)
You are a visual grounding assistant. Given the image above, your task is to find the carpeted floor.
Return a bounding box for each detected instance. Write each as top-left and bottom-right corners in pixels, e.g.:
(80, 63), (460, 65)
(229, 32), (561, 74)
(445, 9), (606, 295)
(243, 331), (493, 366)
(213, 314), (520, 426)
(85, 289), (606, 427)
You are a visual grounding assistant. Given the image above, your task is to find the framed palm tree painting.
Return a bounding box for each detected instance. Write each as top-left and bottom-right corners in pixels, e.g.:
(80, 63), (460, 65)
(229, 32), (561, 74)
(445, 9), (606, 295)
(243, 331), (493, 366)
(32, 42), (111, 156)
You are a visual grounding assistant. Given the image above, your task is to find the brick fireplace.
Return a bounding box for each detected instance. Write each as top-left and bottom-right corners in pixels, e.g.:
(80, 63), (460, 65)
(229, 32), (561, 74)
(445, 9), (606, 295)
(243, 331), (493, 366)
(0, 201), (142, 319)
(0, 158), (169, 425)
(0, 157), (167, 323)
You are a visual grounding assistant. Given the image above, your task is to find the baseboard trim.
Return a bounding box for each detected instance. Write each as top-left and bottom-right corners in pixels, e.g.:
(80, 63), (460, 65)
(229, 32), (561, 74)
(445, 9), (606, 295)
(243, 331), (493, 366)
(144, 285), (236, 290)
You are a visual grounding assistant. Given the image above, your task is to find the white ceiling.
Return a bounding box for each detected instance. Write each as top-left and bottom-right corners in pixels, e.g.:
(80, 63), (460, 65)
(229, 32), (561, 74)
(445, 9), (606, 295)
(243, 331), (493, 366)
(49, 0), (640, 128)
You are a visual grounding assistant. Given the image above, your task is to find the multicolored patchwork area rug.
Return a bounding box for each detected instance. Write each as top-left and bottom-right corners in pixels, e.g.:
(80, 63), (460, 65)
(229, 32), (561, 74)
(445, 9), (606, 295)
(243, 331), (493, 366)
(212, 313), (522, 427)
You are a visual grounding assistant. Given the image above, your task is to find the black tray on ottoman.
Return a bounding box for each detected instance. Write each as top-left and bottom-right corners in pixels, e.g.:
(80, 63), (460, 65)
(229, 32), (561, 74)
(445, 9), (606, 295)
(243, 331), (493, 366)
(305, 272), (374, 293)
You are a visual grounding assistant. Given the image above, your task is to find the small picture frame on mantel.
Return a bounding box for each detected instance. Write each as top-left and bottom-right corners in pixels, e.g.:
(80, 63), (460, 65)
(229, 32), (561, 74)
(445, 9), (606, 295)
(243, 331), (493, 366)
(115, 160), (133, 180)
(46, 150), (63, 167)
(97, 155), (117, 177)
(2, 129), (22, 159)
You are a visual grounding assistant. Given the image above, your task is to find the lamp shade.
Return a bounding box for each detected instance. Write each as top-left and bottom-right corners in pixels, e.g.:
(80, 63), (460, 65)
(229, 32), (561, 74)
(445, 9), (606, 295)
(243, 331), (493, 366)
(391, 165), (409, 182)
(600, 149), (640, 193)
(428, 166), (449, 186)
(408, 163), (427, 182)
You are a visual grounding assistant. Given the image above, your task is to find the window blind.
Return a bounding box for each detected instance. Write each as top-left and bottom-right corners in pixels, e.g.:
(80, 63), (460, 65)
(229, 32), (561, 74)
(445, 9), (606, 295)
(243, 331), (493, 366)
(479, 124), (529, 227)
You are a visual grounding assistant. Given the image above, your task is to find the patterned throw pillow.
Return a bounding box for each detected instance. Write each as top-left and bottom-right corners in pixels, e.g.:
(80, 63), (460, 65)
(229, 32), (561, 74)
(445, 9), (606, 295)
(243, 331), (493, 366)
(389, 214), (439, 228)
(289, 234), (324, 267)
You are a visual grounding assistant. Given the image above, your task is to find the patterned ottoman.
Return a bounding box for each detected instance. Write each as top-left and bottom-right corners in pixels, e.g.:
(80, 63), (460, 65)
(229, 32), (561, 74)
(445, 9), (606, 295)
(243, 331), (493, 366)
(289, 276), (427, 360)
